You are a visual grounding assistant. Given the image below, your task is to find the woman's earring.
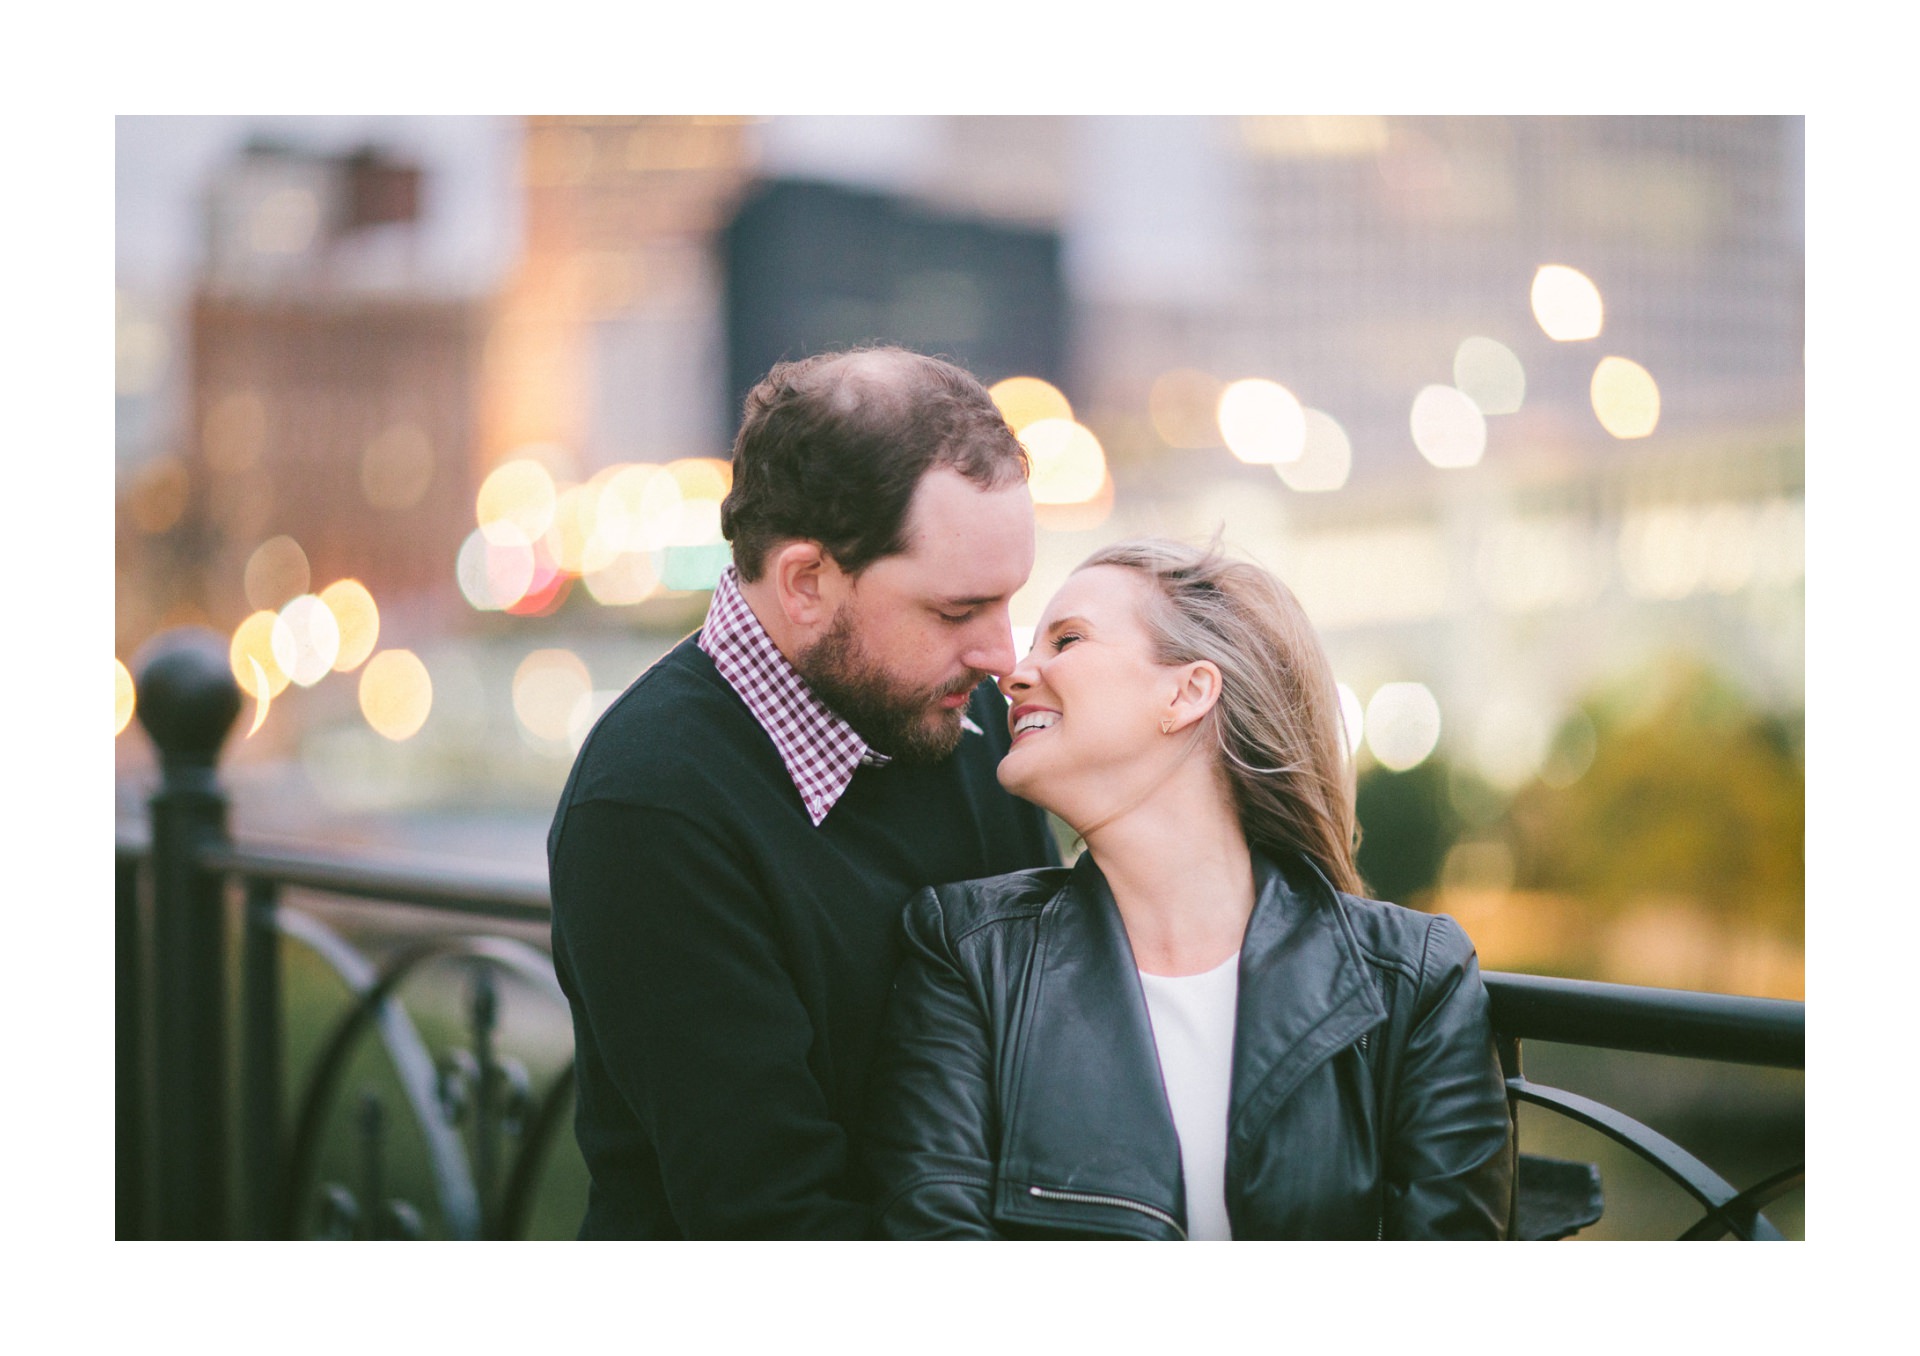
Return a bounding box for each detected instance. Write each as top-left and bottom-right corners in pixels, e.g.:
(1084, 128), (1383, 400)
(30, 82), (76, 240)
(1160, 717), (1174, 734)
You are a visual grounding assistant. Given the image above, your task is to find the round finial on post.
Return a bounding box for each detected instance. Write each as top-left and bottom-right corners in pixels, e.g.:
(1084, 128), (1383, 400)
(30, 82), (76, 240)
(134, 627), (243, 776)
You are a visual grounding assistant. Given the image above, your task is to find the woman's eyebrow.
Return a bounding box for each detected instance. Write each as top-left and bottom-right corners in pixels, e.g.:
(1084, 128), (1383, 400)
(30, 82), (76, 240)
(1043, 614), (1094, 635)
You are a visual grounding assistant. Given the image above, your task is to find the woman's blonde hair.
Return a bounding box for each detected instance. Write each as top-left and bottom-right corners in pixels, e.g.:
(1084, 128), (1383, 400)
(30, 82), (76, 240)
(1078, 537), (1363, 896)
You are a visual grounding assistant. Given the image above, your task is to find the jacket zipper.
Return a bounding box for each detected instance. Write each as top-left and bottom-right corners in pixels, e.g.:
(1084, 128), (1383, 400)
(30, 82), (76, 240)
(1352, 1029), (1380, 1237)
(1028, 1185), (1188, 1239)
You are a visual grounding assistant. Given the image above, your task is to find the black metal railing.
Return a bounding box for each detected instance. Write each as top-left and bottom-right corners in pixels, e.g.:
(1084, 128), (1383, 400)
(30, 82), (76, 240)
(1484, 971), (1803, 1241)
(116, 626), (1804, 1240)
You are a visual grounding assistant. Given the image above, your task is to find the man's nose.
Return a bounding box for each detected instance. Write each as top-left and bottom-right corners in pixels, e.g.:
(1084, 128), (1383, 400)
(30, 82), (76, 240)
(966, 615), (1018, 679)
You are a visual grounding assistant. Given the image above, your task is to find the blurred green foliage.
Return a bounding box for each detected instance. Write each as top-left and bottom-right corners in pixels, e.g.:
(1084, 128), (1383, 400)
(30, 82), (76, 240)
(1353, 659), (1803, 943)
(1507, 661), (1804, 938)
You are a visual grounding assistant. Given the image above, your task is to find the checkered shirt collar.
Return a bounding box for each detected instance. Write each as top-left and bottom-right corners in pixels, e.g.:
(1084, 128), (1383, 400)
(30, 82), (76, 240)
(697, 565), (887, 826)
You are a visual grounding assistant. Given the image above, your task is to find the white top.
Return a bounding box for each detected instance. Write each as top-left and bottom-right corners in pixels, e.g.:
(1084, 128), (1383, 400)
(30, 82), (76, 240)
(1137, 951), (1240, 1241)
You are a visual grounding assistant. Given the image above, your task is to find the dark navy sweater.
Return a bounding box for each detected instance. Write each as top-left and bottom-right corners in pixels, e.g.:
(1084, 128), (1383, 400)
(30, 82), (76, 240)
(547, 635), (1058, 1238)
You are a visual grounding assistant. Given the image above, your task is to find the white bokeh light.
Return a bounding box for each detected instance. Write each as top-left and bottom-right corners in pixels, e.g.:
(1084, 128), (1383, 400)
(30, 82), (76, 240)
(271, 594), (341, 687)
(1336, 682), (1364, 758)
(1365, 682), (1442, 771)
(1218, 379), (1307, 465)
(1409, 386), (1487, 469)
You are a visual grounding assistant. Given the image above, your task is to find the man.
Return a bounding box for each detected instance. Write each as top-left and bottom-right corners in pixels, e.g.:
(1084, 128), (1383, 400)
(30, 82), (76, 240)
(548, 347), (1060, 1238)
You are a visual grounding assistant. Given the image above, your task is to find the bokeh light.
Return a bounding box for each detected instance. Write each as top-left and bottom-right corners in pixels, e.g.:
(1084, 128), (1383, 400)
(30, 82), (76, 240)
(1590, 356), (1661, 438)
(568, 689), (620, 751)
(1452, 337), (1526, 415)
(244, 658), (272, 737)
(1409, 385), (1487, 468)
(1017, 418), (1108, 505)
(359, 649), (433, 741)
(1336, 682), (1364, 758)
(318, 579), (380, 671)
(456, 526), (536, 611)
(595, 463), (681, 553)
(245, 535), (310, 612)
(1365, 682), (1442, 771)
(477, 458), (559, 545)
(546, 482), (610, 574)
(583, 549), (662, 606)
(272, 595), (342, 687)
(1218, 378), (1307, 465)
(514, 649), (592, 745)
(665, 458), (732, 546)
(1149, 368), (1226, 448)
(1276, 409), (1353, 492)
(230, 610), (293, 699)
(115, 658), (135, 736)
(1470, 692), (1554, 791)
(988, 376), (1072, 434)
(1531, 264), (1604, 341)
(504, 538), (572, 617)
(361, 422), (435, 511)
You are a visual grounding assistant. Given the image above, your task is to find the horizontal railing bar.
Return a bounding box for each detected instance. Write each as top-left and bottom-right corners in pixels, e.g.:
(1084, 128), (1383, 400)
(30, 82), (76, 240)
(1484, 970), (1803, 1069)
(127, 829), (1806, 1069)
(196, 842), (551, 923)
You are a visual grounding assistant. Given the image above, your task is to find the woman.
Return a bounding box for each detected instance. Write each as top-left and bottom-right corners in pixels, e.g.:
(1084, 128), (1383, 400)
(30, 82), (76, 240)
(862, 539), (1512, 1239)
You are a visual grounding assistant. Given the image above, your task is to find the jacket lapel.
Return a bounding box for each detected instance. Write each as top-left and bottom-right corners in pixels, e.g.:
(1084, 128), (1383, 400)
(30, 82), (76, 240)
(994, 852), (1188, 1236)
(1229, 851), (1387, 1160)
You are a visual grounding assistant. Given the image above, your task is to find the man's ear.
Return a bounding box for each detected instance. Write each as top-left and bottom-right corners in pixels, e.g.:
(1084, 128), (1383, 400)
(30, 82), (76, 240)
(1165, 660), (1224, 733)
(768, 541), (845, 629)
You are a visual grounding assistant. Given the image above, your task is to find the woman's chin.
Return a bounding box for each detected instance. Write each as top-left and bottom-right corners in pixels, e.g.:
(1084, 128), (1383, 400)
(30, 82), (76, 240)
(996, 752), (1050, 807)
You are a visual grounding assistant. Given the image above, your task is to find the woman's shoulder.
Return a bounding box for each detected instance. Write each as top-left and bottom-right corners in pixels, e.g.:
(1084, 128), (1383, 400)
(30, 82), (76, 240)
(1334, 889), (1480, 984)
(913, 865), (1074, 942)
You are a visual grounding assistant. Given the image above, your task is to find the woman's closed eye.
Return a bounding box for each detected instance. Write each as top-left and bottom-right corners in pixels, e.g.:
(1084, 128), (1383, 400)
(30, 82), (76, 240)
(1049, 630), (1084, 652)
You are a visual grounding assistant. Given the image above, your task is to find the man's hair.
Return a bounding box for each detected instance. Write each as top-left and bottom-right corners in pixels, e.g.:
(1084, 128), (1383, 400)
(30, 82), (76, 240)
(720, 346), (1030, 581)
(1077, 537), (1365, 898)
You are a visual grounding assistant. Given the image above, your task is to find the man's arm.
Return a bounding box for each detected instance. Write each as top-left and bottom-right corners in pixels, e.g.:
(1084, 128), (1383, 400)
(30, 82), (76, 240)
(551, 798), (869, 1239)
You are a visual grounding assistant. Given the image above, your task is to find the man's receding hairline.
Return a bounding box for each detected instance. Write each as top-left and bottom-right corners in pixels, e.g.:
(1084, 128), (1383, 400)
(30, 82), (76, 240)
(815, 348), (928, 415)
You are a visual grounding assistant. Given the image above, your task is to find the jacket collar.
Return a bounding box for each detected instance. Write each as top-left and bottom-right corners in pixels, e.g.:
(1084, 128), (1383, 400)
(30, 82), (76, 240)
(1229, 850), (1388, 1159)
(994, 847), (1386, 1237)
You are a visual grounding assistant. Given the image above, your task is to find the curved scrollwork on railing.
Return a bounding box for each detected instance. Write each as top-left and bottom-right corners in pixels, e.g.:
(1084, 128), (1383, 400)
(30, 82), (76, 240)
(272, 905), (574, 1239)
(1485, 970), (1804, 1242)
(1507, 1076), (1797, 1241)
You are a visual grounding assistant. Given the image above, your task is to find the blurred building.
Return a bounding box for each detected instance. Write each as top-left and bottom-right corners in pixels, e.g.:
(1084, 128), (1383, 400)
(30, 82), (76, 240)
(480, 116), (755, 476)
(722, 177), (1067, 415)
(116, 141), (488, 656)
(115, 115), (1804, 821)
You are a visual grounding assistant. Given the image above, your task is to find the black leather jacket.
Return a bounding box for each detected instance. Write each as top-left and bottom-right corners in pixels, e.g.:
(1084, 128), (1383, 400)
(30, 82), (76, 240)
(863, 848), (1513, 1239)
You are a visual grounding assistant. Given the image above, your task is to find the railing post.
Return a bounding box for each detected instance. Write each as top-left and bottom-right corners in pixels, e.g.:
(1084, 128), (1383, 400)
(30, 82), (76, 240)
(116, 845), (150, 1239)
(135, 628), (241, 1240)
(242, 878), (284, 1238)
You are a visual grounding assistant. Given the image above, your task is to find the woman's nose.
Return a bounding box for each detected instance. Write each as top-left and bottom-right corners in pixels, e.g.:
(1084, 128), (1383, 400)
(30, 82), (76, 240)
(999, 650), (1038, 699)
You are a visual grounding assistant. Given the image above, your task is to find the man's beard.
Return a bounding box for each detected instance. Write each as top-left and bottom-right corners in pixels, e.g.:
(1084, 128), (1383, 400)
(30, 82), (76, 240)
(797, 604), (981, 763)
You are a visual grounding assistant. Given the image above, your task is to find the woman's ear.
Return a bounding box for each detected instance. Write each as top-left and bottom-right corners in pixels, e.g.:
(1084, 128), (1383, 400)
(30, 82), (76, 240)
(1165, 660), (1224, 733)
(768, 541), (843, 630)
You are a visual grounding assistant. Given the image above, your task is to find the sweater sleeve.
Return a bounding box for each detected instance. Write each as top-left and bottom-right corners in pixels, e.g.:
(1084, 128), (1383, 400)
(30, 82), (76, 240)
(550, 798), (869, 1239)
(1382, 913), (1514, 1240)
(862, 886), (1002, 1238)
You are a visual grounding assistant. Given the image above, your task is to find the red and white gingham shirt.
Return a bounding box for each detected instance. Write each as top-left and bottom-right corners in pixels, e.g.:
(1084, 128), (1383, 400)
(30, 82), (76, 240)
(697, 566), (890, 827)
